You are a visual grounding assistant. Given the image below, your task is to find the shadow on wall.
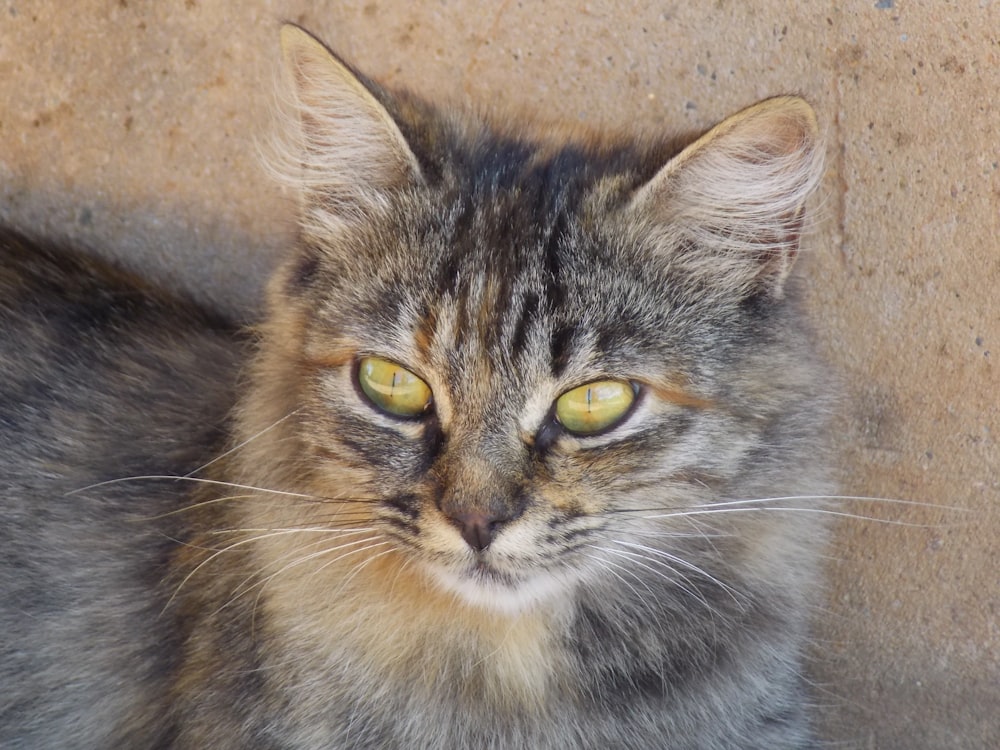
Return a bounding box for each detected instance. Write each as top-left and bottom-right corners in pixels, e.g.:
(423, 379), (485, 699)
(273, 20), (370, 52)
(0, 183), (288, 323)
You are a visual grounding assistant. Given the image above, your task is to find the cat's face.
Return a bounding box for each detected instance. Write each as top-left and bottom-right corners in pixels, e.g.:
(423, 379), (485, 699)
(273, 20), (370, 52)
(238, 27), (827, 616)
(286, 189), (738, 613)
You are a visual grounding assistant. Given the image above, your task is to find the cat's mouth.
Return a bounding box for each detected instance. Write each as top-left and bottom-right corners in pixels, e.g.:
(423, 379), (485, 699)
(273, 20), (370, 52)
(422, 556), (573, 614)
(443, 556), (520, 591)
(471, 558), (512, 582)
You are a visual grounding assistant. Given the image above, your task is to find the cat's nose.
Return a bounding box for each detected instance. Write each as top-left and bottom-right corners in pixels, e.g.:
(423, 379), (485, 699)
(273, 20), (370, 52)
(434, 447), (527, 552)
(446, 509), (508, 552)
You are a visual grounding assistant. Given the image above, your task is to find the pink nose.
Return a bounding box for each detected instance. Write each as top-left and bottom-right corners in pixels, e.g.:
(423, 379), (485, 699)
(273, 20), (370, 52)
(445, 509), (506, 552)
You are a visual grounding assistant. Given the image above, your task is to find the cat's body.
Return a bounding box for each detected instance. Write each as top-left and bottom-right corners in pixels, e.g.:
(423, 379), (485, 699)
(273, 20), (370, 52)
(1, 26), (831, 749)
(0, 233), (240, 746)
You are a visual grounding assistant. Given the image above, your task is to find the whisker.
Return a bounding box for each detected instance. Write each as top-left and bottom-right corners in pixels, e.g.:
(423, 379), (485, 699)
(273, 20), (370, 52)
(72, 477), (385, 527)
(228, 533), (363, 601)
(386, 556), (416, 599)
(611, 540), (748, 609)
(184, 409), (302, 477)
(634, 506), (955, 528)
(588, 545), (706, 605)
(609, 494), (966, 515)
(591, 543), (743, 615)
(138, 493), (259, 520)
(602, 522), (733, 540)
(212, 526), (378, 537)
(689, 495), (967, 513)
(168, 527), (373, 607)
(580, 552), (657, 609)
(242, 535), (389, 608)
(68, 475), (324, 501)
(321, 543), (396, 581)
(321, 545), (400, 601)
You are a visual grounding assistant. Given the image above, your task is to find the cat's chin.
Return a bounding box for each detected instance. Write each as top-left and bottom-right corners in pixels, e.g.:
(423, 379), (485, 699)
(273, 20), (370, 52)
(425, 561), (575, 616)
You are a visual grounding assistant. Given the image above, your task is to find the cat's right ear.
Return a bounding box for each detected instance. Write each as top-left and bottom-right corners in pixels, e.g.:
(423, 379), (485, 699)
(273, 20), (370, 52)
(276, 25), (423, 225)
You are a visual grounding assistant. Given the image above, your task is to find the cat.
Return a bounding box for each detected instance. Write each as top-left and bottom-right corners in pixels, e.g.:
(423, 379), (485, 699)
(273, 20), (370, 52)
(0, 24), (831, 749)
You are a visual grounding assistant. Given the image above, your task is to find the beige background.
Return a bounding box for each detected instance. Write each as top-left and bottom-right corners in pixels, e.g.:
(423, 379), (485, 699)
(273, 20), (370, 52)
(2, 2), (997, 747)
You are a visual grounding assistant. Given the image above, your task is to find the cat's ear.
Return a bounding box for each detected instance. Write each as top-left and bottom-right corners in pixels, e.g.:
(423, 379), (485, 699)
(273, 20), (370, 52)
(628, 97), (822, 299)
(277, 25), (423, 223)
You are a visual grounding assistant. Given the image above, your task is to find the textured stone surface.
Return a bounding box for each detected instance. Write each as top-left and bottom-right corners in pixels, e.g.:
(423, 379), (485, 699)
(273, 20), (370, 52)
(2, 2), (998, 747)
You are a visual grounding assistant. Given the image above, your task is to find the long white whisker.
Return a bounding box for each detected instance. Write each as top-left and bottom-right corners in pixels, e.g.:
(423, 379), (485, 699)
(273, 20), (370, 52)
(313, 540), (394, 579)
(608, 494), (967, 518)
(229, 534), (353, 603)
(184, 409), (302, 477)
(580, 553), (656, 609)
(636, 506), (953, 527)
(68, 475), (323, 500)
(216, 526), (378, 536)
(245, 536), (389, 603)
(689, 495), (965, 512)
(612, 540), (747, 608)
(138, 493), (260, 520)
(591, 543), (741, 615)
(169, 527), (372, 607)
(323, 545), (399, 599)
(589, 544), (709, 607)
(603, 520), (733, 540)
(231, 531), (383, 598)
(217, 533), (391, 626)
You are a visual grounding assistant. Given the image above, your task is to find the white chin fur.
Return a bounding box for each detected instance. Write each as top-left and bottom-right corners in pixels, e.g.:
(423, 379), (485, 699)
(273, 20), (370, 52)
(426, 563), (576, 616)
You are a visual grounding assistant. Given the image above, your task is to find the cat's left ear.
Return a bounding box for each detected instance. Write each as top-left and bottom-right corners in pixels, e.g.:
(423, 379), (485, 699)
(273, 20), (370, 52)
(277, 25), (423, 223)
(628, 97), (823, 299)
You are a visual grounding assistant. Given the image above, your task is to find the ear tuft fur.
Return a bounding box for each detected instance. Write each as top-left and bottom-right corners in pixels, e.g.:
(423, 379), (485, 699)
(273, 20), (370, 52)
(267, 25), (423, 234)
(629, 96), (824, 299)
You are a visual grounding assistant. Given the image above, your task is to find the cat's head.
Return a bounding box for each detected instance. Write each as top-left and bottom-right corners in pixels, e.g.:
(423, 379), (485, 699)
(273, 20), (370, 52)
(240, 26), (828, 616)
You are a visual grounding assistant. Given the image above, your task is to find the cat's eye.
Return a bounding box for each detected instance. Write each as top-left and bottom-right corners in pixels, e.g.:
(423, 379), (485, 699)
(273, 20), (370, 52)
(554, 379), (636, 436)
(357, 357), (433, 418)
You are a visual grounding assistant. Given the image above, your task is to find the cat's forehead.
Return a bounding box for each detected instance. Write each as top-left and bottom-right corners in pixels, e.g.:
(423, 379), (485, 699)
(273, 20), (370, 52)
(316, 154), (684, 374)
(424, 145), (641, 301)
(385, 202), (672, 379)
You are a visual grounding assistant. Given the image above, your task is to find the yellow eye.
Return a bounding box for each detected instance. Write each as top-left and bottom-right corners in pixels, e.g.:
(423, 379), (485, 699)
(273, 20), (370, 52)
(555, 380), (636, 436)
(357, 357), (433, 418)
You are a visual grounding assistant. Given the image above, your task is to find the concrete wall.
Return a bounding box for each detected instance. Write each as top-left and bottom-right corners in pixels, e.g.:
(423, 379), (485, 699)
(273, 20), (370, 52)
(2, 2), (997, 746)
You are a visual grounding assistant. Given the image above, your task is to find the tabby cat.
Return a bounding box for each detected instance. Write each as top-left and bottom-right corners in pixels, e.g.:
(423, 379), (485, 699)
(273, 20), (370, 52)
(0, 24), (831, 749)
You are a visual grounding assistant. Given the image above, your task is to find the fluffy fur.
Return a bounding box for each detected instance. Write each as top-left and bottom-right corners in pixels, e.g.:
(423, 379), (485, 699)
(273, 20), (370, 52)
(1, 25), (831, 749)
